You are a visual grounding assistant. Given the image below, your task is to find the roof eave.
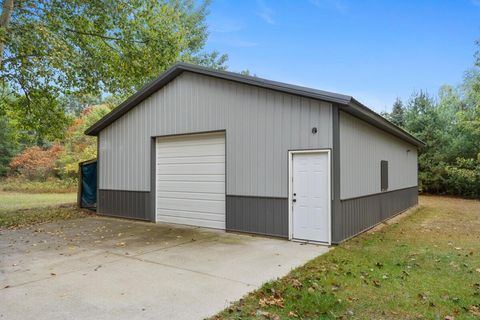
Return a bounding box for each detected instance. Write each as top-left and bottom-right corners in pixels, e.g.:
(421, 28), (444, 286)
(84, 62), (425, 148)
(344, 98), (426, 147)
(85, 65), (184, 136)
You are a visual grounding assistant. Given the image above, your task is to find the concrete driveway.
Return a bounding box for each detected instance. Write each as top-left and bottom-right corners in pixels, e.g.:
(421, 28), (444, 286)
(0, 216), (328, 320)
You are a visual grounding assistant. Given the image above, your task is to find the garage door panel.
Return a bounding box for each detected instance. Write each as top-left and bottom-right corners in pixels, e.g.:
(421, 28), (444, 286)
(156, 215), (225, 229)
(157, 197), (225, 214)
(157, 142), (225, 152)
(156, 174), (225, 182)
(157, 144), (225, 158)
(156, 136), (225, 148)
(156, 208), (225, 222)
(157, 181), (225, 193)
(157, 155), (225, 164)
(156, 132), (226, 229)
(156, 191), (224, 201)
(156, 163), (225, 175)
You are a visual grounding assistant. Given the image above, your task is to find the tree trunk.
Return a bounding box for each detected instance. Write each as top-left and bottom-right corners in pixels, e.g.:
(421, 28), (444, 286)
(0, 0), (14, 65)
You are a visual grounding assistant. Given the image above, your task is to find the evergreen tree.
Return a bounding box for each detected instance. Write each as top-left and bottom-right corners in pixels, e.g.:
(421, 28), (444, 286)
(389, 98), (405, 127)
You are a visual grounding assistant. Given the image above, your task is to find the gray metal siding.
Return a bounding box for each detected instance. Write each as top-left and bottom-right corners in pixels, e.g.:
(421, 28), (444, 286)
(226, 195), (288, 237)
(98, 190), (153, 221)
(339, 111), (418, 199)
(334, 186), (418, 243)
(99, 72), (333, 198)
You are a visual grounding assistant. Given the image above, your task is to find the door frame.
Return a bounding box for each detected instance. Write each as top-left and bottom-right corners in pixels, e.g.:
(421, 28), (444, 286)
(288, 149), (332, 245)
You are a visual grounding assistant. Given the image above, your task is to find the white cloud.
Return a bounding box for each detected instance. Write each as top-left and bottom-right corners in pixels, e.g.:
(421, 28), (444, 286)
(256, 0), (275, 24)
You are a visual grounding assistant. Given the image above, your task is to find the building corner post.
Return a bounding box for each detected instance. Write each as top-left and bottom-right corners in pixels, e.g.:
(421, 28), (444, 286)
(331, 105), (342, 243)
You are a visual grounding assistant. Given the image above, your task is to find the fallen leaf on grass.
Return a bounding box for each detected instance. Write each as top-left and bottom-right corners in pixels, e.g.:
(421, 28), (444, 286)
(372, 280), (381, 287)
(259, 294), (284, 308)
(469, 305), (480, 316)
(290, 278), (302, 289)
(444, 316), (455, 320)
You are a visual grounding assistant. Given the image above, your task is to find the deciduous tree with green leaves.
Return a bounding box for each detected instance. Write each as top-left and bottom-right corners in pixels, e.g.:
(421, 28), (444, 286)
(0, 0), (227, 142)
(56, 103), (113, 178)
(0, 112), (16, 175)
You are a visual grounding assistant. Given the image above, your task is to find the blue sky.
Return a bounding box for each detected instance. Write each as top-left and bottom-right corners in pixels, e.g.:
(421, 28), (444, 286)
(203, 0), (480, 112)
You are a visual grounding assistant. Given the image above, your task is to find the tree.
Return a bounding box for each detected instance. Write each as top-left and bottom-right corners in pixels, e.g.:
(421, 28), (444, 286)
(5, 88), (71, 144)
(402, 91), (447, 193)
(386, 76), (480, 197)
(0, 112), (16, 175)
(388, 98), (405, 127)
(56, 104), (113, 178)
(239, 69), (258, 77)
(59, 95), (103, 116)
(9, 144), (63, 180)
(474, 39), (480, 94)
(0, 0), (227, 140)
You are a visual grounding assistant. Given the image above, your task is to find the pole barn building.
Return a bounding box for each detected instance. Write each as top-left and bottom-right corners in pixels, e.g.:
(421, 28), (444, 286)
(85, 63), (424, 244)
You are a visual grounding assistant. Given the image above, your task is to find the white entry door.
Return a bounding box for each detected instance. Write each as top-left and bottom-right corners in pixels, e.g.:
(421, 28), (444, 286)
(156, 132), (225, 229)
(291, 151), (330, 243)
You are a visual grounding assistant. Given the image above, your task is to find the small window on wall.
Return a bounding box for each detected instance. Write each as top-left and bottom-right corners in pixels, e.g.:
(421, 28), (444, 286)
(381, 160), (388, 191)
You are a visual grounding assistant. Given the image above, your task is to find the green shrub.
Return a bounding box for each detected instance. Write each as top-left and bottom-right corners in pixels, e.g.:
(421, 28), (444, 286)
(444, 157), (480, 198)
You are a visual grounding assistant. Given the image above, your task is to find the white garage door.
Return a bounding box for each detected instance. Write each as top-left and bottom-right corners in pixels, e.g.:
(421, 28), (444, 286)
(155, 132), (225, 229)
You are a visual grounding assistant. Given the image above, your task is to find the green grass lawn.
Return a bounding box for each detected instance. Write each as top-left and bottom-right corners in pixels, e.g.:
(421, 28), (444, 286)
(213, 196), (480, 320)
(0, 192), (77, 212)
(0, 191), (88, 229)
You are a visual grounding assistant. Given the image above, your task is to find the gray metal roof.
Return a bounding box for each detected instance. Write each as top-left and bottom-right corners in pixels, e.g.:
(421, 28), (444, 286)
(85, 62), (424, 147)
